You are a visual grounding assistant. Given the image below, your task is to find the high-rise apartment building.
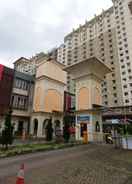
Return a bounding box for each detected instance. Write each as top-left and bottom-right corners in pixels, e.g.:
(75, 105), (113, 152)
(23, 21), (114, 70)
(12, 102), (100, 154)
(57, 0), (132, 107)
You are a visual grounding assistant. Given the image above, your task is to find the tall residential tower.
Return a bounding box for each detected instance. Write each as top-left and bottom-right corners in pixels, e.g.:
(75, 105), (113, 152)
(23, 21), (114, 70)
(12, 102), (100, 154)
(57, 0), (132, 107)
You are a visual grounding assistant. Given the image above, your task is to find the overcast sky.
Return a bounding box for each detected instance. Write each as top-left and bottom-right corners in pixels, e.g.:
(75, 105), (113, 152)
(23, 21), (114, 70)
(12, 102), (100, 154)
(0, 0), (112, 68)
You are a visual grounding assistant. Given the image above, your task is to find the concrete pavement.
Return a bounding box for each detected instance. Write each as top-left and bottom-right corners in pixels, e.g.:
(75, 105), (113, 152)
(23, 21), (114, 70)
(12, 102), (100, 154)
(0, 144), (132, 184)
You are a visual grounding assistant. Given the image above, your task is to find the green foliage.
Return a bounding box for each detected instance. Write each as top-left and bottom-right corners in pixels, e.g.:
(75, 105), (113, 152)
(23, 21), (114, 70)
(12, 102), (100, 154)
(127, 124), (132, 135)
(45, 119), (53, 141)
(0, 110), (14, 149)
(0, 142), (81, 158)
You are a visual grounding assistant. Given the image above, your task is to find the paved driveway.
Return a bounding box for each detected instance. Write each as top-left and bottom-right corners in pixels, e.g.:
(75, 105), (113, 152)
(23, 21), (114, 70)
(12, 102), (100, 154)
(0, 144), (132, 184)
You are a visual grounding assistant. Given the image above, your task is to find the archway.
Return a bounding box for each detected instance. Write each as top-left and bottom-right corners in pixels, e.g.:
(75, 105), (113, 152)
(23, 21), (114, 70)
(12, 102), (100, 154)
(95, 121), (100, 132)
(33, 119), (38, 136)
(42, 119), (49, 137)
(54, 120), (61, 137)
(54, 120), (61, 128)
(18, 121), (24, 136)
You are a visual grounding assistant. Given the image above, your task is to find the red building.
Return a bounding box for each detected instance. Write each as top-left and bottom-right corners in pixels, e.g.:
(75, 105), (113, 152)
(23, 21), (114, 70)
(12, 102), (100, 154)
(0, 64), (14, 116)
(64, 91), (75, 113)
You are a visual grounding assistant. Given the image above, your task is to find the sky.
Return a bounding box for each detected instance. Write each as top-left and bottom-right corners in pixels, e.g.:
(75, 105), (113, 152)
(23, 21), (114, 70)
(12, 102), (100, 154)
(0, 0), (112, 68)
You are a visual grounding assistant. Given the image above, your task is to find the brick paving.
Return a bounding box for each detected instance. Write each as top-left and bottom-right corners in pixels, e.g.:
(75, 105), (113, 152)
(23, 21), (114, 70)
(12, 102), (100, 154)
(0, 144), (132, 184)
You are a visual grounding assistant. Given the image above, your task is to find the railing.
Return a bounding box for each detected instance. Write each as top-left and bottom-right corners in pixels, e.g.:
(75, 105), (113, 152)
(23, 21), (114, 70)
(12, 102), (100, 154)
(81, 132), (132, 150)
(113, 135), (132, 150)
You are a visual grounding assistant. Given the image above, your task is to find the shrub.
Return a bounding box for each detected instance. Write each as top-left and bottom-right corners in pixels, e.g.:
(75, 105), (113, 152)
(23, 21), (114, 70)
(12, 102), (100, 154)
(0, 110), (14, 150)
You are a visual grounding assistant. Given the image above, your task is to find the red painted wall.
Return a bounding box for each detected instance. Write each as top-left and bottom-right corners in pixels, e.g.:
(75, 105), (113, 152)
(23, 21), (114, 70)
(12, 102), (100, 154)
(0, 64), (4, 80)
(0, 65), (14, 115)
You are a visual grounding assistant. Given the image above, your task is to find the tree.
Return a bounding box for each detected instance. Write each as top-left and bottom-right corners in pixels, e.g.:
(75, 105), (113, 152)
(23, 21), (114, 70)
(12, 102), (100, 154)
(45, 119), (53, 141)
(63, 115), (71, 143)
(1, 110), (14, 149)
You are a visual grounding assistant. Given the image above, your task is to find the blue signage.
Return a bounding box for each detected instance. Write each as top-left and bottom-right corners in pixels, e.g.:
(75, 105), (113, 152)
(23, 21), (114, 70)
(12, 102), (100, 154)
(77, 115), (90, 123)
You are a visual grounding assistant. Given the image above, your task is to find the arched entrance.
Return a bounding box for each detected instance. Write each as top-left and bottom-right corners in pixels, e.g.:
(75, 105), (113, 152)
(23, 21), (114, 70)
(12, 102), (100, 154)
(33, 119), (38, 136)
(18, 121), (24, 136)
(42, 119), (49, 137)
(54, 120), (61, 128)
(54, 120), (61, 137)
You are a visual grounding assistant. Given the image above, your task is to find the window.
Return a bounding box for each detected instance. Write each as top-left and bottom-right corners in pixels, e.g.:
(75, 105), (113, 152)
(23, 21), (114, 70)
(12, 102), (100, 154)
(124, 92), (128, 96)
(122, 27), (125, 31)
(113, 93), (117, 97)
(11, 96), (14, 106)
(122, 71), (126, 75)
(120, 11), (124, 15)
(121, 65), (125, 69)
(125, 99), (129, 103)
(123, 78), (126, 81)
(124, 44), (128, 48)
(128, 1), (132, 14)
(120, 59), (124, 63)
(112, 73), (115, 77)
(115, 16), (119, 19)
(104, 101), (108, 105)
(123, 85), (127, 88)
(127, 63), (130, 66)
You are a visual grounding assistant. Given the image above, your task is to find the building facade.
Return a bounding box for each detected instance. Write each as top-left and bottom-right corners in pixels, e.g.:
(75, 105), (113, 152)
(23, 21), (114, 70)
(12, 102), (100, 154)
(11, 71), (34, 136)
(14, 50), (58, 77)
(30, 58), (67, 137)
(14, 57), (36, 76)
(0, 65), (14, 129)
(57, 0), (132, 107)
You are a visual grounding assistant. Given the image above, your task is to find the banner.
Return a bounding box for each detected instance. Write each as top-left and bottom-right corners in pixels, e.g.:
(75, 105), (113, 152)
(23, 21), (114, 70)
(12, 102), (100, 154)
(0, 64), (4, 80)
(77, 115), (90, 124)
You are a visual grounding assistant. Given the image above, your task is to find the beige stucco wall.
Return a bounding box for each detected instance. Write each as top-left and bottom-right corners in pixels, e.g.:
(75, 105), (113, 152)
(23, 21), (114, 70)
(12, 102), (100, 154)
(76, 76), (102, 110)
(30, 112), (63, 137)
(33, 78), (65, 113)
(36, 61), (67, 85)
(75, 111), (103, 142)
(33, 60), (66, 113)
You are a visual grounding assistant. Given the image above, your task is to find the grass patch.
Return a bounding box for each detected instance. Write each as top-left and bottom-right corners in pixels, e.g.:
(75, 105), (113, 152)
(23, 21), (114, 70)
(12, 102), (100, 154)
(0, 142), (82, 158)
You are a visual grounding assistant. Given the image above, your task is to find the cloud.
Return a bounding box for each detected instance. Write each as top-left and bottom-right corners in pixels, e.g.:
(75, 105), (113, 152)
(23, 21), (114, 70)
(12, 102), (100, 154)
(0, 0), (112, 67)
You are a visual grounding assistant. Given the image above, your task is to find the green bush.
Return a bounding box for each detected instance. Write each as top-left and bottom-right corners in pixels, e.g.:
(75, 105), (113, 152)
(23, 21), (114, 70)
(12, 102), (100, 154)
(0, 110), (14, 149)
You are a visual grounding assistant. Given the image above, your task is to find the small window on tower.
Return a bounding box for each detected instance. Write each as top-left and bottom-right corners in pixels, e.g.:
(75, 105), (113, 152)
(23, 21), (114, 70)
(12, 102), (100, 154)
(128, 1), (132, 14)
